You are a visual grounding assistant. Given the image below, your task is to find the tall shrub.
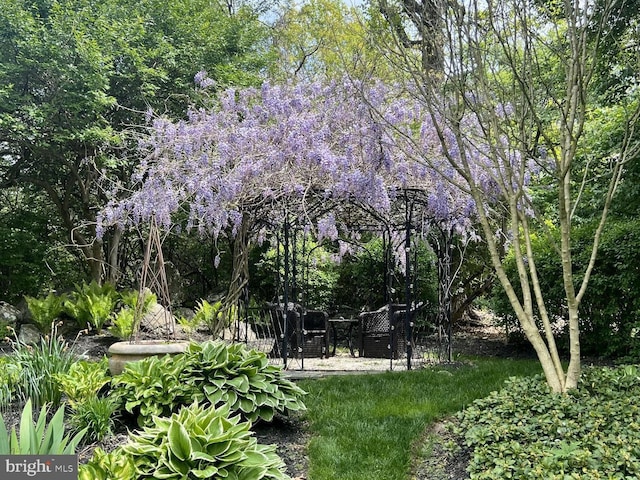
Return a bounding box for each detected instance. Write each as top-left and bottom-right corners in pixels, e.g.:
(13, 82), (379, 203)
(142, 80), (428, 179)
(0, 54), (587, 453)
(491, 219), (640, 358)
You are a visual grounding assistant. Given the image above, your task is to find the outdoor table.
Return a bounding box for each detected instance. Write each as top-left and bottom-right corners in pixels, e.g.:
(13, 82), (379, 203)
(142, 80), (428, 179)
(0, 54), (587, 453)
(328, 317), (360, 356)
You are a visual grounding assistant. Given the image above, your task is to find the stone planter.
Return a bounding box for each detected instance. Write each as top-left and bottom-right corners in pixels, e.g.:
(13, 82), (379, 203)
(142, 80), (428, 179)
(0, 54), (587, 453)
(108, 340), (189, 375)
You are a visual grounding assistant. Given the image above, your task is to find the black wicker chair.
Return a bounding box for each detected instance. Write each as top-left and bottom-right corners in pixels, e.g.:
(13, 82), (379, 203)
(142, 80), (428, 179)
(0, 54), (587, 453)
(301, 310), (329, 358)
(358, 304), (418, 358)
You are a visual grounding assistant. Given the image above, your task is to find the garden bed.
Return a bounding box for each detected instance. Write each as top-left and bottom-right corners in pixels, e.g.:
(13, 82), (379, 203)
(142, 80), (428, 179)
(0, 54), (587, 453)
(0, 318), (533, 480)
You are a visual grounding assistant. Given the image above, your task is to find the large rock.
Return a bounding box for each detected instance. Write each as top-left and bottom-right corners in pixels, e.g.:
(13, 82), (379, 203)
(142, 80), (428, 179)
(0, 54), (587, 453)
(220, 322), (258, 342)
(0, 302), (21, 340)
(0, 301), (21, 327)
(138, 303), (176, 338)
(18, 323), (41, 345)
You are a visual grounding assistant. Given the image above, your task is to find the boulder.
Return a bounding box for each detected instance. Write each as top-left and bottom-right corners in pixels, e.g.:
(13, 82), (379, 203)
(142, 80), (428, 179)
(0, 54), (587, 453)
(220, 322), (258, 342)
(0, 301), (21, 327)
(18, 323), (41, 345)
(138, 303), (176, 338)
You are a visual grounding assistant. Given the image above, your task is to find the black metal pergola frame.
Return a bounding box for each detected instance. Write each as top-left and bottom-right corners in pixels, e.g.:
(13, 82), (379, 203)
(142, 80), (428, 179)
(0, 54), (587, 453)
(251, 187), (459, 370)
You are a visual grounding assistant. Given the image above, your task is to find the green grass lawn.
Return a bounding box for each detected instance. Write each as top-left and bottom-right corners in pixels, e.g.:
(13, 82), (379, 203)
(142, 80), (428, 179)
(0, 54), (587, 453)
(299, 357), (541, 480)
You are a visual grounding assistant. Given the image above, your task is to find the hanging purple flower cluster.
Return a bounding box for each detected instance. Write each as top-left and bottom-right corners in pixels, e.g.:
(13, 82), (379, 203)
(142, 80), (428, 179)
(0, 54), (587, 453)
(97, 77), (523, 243)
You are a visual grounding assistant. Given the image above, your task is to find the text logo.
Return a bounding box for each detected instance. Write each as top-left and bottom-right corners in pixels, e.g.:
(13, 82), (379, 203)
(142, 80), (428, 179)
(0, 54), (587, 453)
(0, 456), (77, 479)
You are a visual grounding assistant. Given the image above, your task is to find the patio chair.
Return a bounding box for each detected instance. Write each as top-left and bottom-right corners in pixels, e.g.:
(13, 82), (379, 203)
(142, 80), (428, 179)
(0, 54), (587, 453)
(300, 310), (329, 358)
(358, 303), (417, 358)
(267, 303), (301, 358)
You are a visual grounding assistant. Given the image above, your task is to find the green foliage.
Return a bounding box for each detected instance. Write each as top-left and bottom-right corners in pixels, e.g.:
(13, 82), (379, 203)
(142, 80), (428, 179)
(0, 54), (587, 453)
(54, 357), (110, 407)
(332, 237), (438, 313)
(110, 341), (307, 428)
(24, 293), (67, 334)
(124, 402), (290, 480)
(490, 219), (640, 358)
(108, 307), (135, 339)
(58, 358), (116, 444)
(0, 190), (83, 304)
(68, 396), (118, 444)
(64, 281), (119, 333)
(10, 331), (77, 408)
(177, 313), (203, 336)
(0, 319), (12, 339)
(0, 0), (270, 290)
(109, 289), (158, 339)
(193, 299), (224, 335)
(453, 365), (640, 479)
(251, 238), (339, 310)
(111, 353), (194, 428)
(120, 288), (157, 311)
(78, 447), (137, 480)
(184, 341), (307, 423)
(0, 356), (21, 409)
(0, 399), (86, 455)
(579, 220), (640, 358)
(82, 403), (290, 480)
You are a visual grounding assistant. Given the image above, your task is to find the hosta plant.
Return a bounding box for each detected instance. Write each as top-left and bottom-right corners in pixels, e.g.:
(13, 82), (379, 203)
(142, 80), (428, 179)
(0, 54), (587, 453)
(54, 357), (111, 406)
(0, 399), (86, 455)
(184, 341), (307, 422)
(111, 353), (195, 427)
(78, 447), (137, 480)
(117, 402), (290, 480)
(110, 340), (306, 428)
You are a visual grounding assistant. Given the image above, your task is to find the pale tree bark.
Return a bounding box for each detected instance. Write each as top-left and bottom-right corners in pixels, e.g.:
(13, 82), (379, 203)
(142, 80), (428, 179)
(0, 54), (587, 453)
(374, 0), (640, 392)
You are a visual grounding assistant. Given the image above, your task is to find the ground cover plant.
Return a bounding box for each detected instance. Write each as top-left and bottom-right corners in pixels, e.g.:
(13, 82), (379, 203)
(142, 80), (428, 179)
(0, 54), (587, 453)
(451, 364), (640, 479)
(299, 357), (541, 480)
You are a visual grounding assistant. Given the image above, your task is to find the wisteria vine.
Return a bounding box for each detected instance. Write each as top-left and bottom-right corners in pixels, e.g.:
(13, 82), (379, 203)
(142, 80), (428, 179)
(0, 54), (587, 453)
(97, 74), (527, 250)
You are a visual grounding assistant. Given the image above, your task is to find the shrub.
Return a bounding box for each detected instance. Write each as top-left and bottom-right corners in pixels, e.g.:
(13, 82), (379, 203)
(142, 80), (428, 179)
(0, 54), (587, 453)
(183, 341), (307, 422)
(10, 330), (77, 408)
(0, 399), (86, 455)
(81, 403), (291, 480)
(452, 365), (640, 479)
(111, 353), (195, 428)
(490, 219), (640, 358)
